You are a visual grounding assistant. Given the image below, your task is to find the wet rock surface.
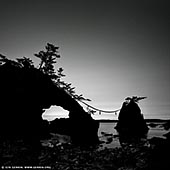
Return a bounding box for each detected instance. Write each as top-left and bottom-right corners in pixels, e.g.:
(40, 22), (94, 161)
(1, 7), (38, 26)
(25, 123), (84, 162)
(148, 135), (170, 170)
(1, 122), (170, 170)
(0, 138), (151, 170)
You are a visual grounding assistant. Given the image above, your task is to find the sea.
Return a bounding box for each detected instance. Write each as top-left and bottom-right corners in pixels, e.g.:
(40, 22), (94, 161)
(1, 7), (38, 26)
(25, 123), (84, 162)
(41, 120), (170, 149)
(98, 121), (169, 148)
(42, 107), (170, 148)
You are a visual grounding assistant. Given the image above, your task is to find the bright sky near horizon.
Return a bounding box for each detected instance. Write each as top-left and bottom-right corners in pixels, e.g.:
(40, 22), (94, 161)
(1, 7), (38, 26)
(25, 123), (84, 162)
(0, 0), (170, 120)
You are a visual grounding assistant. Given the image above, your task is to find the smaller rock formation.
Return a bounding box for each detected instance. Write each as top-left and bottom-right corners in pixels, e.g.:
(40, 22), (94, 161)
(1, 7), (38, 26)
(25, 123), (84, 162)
(163, 119), (170, 130)
(49, 116), (99, 146)
(115, 96), (149, 136)
(149, 135), (170, 170)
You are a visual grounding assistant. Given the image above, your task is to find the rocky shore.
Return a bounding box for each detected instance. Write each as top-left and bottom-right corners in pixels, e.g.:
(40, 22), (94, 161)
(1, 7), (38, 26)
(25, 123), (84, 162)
(1, 119), (170, 169)
(40, 142), (151, 170)
(1, 131), (169, 170)
(1, 138), (150, 170)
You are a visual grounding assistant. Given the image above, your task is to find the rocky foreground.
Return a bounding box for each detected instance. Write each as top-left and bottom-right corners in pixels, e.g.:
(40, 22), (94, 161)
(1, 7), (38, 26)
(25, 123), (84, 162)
(1, 119), (170, 170)
(1, 135), (169, 170)
(40, 142), (151, 170)
(0, 140), (149, 170)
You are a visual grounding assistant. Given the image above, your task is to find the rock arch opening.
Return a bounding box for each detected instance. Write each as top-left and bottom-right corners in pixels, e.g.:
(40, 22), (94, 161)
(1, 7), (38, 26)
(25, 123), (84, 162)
(42, 105), (69, 121)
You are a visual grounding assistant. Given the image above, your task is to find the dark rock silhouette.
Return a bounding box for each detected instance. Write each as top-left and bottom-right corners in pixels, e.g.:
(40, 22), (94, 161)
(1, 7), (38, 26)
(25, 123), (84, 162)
(148, 136), (170, 170)
(115, 96), (149, 136)
(49, 117), (99, 145)
(163, 119), (170, 130)
(0, 55), (99, 146)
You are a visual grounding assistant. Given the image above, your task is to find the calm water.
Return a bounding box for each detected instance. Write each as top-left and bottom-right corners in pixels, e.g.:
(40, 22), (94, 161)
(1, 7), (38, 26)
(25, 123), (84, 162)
(98, 122), (168, 148)
(41, 121), (169, 149)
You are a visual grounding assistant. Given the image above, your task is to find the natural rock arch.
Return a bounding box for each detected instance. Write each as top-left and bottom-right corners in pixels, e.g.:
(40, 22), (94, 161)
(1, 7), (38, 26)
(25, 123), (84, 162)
(0, 56), (99, 145)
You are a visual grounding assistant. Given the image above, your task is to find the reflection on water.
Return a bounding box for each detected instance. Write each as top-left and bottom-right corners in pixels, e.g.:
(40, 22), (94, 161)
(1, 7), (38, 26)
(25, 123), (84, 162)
(98, 122), (120, 148)
(40, 121), (169, 149)
(98, 122), (168, 149)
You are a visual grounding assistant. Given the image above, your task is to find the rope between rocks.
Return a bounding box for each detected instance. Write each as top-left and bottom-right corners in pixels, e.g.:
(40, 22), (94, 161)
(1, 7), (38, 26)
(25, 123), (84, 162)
(78, 100), (120, 115)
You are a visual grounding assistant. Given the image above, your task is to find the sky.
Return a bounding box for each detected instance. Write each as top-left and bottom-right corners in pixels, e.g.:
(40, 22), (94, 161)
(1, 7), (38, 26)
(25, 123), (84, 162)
(0, 0), (170, 120)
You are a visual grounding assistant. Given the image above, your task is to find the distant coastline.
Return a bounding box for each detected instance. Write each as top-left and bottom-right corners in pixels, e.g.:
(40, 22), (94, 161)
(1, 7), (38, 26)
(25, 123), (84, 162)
(97, 118), (170, 123)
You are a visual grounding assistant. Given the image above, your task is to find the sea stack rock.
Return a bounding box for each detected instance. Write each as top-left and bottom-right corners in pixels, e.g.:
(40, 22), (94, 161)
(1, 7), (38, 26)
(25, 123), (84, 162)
(115, 96), (149, 136)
